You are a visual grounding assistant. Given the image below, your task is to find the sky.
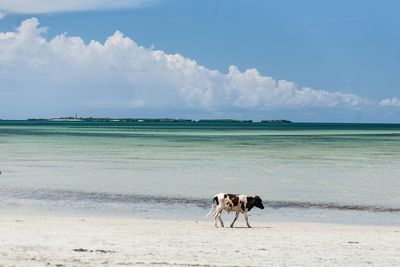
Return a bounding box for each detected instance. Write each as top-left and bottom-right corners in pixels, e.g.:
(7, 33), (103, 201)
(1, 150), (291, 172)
(0, 0), (399, 122)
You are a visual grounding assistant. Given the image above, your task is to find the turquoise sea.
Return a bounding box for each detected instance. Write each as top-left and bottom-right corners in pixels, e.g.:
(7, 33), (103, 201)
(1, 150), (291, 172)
(0, 121), (399, 224)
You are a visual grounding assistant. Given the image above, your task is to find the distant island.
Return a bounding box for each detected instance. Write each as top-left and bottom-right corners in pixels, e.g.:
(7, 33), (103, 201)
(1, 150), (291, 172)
(28, 117), (193, 122)
(261, 119), (292, 123)
(27, 117), (292, 123)
(197, 119), (253, 123)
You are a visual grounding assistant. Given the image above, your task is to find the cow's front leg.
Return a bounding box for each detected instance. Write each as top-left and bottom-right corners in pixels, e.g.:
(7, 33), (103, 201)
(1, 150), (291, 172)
(230, 212), (239, 228)
(244, 212), (251, 228)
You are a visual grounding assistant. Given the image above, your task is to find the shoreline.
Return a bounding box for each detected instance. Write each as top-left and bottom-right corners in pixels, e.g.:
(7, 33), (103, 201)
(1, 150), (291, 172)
(1, 186), (400, 227)
(0, 214), (399, 266)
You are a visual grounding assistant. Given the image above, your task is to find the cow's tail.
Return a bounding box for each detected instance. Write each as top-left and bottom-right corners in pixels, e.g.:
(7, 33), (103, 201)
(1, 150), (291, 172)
(204, 198), (216, 219)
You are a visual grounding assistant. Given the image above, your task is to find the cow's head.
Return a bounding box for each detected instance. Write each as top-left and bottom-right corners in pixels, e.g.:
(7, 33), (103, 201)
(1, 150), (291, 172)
(254, 196), (264, 209)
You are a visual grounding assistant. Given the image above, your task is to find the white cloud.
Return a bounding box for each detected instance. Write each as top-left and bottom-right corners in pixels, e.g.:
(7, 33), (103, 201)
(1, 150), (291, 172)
(0, 18), (390, 120)
(0, 0), (151, 17)
(380, 97), (400, 107)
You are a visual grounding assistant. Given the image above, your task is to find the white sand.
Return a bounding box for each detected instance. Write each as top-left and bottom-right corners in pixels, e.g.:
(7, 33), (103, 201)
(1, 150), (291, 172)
(0, 215), (399, 267)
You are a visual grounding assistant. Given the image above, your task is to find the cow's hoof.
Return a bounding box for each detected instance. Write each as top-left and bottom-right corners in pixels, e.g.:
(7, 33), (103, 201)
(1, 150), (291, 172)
(230, 225), (233, 228)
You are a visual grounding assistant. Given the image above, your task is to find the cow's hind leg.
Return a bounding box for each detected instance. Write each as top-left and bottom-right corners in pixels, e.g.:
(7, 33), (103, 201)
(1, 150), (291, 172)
(214, 207), (224, 228)
(244, 212), (251, 228)
(213, 211), (218, 228)
(230, 212), (239, 228)
(217, 210), (224, 227)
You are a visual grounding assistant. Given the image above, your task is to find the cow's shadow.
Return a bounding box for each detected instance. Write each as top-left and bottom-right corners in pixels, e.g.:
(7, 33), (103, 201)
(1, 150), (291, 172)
(228, 226), (272, 229)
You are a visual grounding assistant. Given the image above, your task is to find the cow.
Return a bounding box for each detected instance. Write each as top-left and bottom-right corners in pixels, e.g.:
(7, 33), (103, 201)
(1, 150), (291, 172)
(205, 193), (264, 228)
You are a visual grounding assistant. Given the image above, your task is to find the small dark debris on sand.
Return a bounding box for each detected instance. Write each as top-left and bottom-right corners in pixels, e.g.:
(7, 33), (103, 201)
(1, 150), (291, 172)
(73, 248), (88, 252)
(73, 248), (115, 253)
(96, 249), (116, 253)
(348, 241), (359, 244)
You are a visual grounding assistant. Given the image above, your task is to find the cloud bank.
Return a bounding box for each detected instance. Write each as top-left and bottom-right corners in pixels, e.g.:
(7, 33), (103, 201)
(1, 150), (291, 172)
(0, 0), (151, 17)
(0, 18), (397, 120)
(380, 98), (400, 107)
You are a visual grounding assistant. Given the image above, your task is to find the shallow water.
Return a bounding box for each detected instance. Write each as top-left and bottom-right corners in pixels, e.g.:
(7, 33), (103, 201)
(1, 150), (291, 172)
(0, 121), (400, 224)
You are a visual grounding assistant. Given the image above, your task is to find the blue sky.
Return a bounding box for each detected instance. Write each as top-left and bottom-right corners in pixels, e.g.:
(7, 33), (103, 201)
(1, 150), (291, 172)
(0, 0), (399, 122)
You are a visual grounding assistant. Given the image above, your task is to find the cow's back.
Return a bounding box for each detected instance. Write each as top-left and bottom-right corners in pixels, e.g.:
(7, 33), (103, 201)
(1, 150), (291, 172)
(215, 193), (248, 213)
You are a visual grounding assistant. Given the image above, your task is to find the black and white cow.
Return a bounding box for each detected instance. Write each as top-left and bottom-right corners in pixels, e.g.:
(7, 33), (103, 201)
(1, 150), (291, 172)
(205, 193), (264, 228)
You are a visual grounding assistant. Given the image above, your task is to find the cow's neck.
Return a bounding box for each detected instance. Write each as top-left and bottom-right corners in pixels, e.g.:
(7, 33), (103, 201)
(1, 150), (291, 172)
(246, 197), (255, 211)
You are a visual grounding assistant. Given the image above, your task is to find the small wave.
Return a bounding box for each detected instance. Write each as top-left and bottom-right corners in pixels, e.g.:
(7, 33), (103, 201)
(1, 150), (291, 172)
(0, 188), (208, 207)
(264, 200), (400, 213)
(1, 188), (399, 213)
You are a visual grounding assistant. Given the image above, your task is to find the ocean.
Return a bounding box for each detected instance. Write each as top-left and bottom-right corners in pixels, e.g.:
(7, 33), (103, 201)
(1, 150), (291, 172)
(0, 120), (399, 225)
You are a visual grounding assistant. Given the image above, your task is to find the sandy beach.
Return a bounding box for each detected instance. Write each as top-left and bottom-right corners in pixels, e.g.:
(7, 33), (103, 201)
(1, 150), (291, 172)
(0, 215), (399, 267)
